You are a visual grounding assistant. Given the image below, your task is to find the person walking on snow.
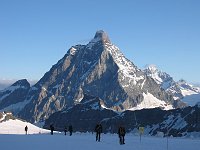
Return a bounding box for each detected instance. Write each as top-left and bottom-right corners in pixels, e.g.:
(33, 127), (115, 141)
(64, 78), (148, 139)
(68, 125), (73, 136)
(50, 124), (54, 135)
(25, 125), (28, 135)
(95, 124), (102, 142)
(64, 126), (67, 136)
(118, 126), (126, 145)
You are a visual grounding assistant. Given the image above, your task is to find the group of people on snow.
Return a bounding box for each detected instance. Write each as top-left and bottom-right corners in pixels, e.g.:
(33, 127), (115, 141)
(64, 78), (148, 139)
(64, 125), (73, 136)
(50, 124), (73, 136)
(94, 123), (126, 145)
(24, 123), (126, 145)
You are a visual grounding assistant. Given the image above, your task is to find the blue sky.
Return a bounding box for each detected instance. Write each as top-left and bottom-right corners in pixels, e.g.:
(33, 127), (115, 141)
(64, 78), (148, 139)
(0, 0), (200, 83)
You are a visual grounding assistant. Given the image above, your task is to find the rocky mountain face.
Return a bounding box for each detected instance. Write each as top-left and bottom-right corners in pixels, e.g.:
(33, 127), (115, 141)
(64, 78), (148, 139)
(177, 79), (200, 94)
(144, 65), (200, 106)
(44, 94), (117, 131)
(14, 30), (182, 123)
(44, 98), (200, 137)
(0, 111), (15, 122)
(0, 79), (30, 113)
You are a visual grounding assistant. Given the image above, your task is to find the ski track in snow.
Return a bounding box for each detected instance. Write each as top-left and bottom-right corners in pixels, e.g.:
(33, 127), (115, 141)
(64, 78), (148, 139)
(0, 133), (200, 150)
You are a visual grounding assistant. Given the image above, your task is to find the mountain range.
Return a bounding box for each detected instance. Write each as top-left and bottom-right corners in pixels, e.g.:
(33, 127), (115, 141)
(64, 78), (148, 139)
(44, 95), (200, 137)
(0, 30), (199, 128)
(144, 64), (200, 106)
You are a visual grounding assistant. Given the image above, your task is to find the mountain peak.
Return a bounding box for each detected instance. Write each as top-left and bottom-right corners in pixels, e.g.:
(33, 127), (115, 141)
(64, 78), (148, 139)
(178, 79), (187, 84)
(93, 30), (110, 43)
(145, 64), (158, 73)
(12, 79), (30, 88)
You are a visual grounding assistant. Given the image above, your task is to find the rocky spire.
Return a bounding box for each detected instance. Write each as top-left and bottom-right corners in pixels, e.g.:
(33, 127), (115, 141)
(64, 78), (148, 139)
(93, 30), (111, 43)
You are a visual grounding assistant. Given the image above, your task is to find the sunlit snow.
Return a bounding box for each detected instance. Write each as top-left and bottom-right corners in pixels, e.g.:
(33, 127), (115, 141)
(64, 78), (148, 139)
(129, 92), (173, 110)
(0, 118), (200, 150)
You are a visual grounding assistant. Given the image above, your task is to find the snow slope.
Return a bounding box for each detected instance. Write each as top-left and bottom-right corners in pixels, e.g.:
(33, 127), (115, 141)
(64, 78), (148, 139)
(0, 119), (49, 134)
(178, 81), (200, 106)
(129, 92), (173, 110)
(0, 133), (200, 150)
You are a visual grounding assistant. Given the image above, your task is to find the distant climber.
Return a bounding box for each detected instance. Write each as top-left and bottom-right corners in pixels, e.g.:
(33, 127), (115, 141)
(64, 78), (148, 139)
(50, 124), (54, 135)
(118, 126), (126, 145)
(95, 124), (102, 142)
(64, 126), (67, 136)
(25, 125), (28, 135)
(68, 125), (73, 136)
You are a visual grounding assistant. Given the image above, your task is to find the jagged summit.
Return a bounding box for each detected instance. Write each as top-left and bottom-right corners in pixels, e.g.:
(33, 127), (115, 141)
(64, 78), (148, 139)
(89, 30), (110, 44)
(94, 30), (110, 41)
(145, 64), (158, 73)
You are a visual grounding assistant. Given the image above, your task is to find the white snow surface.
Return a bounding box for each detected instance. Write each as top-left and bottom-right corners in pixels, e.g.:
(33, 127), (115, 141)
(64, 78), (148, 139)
(181, 89), (198, 97)
(0, 115), (200, 150)
(0, 119), (49, 134)
(129, 92), (173, 110)
(0, 133), (200, 150)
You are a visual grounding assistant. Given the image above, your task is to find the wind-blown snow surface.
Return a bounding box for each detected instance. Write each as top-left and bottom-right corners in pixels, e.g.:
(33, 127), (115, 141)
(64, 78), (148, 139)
(0, 119), (49, 134)
(0, 133), (200, 150)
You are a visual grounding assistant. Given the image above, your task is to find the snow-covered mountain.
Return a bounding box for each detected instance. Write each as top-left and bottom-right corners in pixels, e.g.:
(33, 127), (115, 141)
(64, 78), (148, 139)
(0, 79), (30, 113)
(177, 80), (200, 106)
(15, 30), (183, 123)
(144, 65), (175, 89)
(0, 112), (48, 134)
(144, 65), (200, 106)
(0, 31), (185, 123)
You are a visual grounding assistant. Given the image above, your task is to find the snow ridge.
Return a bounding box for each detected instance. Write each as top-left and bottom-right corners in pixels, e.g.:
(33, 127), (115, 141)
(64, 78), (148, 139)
(105, 43), (144, 85)
(144, 65), (200, 106)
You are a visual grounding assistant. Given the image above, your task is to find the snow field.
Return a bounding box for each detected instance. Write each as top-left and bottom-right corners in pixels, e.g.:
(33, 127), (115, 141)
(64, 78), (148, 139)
(0, 133), (200, 150)
(0, 119), (49, 134)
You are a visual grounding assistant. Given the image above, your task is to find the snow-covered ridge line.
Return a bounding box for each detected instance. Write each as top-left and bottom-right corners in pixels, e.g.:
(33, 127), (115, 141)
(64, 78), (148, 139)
(144, 64), (200, 106)
(105, 43), (144, 86)
(0, 118), (49, 134)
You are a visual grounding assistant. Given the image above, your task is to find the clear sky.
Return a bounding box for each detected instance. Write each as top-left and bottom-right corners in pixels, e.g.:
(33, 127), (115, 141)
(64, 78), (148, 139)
(0, 0), (200, 84)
